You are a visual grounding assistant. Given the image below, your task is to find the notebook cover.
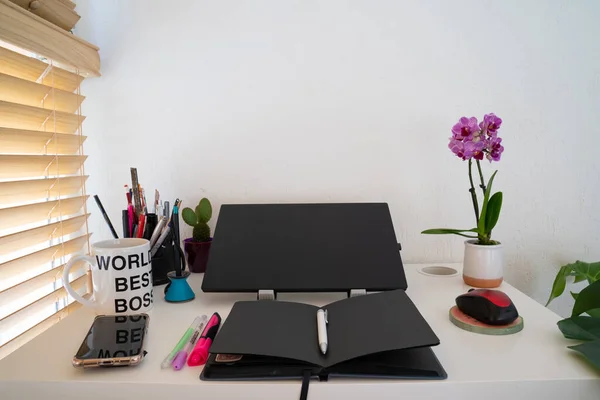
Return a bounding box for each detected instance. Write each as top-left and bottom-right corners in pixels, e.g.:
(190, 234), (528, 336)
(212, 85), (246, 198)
(200, 347), (447, 381)
(202, 203), (407, 293)
(208, 290), (439, 368)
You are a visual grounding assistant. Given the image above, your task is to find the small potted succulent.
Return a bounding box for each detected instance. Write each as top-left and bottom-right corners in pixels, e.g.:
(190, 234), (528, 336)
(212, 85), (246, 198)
(182, 198), (213, 273)
(422, 113), (505, 288)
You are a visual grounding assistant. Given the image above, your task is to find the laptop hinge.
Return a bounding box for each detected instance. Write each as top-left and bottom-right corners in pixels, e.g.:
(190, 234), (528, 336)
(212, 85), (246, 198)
(257, 290), (276, 300)
(349, 289), (367, 298)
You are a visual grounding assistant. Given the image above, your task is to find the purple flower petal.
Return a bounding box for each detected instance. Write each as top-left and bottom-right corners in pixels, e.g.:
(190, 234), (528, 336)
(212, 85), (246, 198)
(479, 113), (502, 137)
(451, 116), (479, 141)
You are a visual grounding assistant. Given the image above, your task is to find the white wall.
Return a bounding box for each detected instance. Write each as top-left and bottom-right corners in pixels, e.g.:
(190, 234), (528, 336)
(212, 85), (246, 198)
(75, 0), (600, 316)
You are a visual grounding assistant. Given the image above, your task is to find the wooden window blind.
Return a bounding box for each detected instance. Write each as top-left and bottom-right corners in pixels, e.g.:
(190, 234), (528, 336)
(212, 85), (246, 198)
(0, 43), (92, 359)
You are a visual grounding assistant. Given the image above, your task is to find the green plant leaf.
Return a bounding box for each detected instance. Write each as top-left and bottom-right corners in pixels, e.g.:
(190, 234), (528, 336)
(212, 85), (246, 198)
(572, 261), (600, 284)
(484, 191), (502, 233)
(558, 316), (600, 340)
(587, 309), (600, 318)
(571, 291), (579, 301)
(572, 279), (600, 317)
(181, 207), (197, 227)
(421, 228), (478, 238)
(196, 198), (212, 223)
(567, 340), (600, 369)
(477, 170), (498, 235)
(546, 265), (573, 306)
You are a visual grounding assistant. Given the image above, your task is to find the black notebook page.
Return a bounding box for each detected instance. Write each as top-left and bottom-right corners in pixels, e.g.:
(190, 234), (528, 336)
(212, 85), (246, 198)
(323, 289), (440, 367)
(209, 301), (324, 366)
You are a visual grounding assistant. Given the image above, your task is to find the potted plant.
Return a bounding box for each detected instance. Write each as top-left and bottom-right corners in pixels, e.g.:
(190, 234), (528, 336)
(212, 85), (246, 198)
(182, 198), (213, 273)
(422, 113), (505, 288)
(546, 260), (600, 369)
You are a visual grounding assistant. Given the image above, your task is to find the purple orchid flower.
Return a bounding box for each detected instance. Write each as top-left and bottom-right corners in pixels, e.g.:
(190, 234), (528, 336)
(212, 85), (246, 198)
(479, 113), (502, 136)
(451, 117), (479, 141)
(486, 136), (504, 162)
(449, 138), (485, 160)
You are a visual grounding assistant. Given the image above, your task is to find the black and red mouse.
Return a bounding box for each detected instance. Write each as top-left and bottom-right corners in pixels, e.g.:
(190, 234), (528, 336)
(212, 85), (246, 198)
(456, 289), (519, 326)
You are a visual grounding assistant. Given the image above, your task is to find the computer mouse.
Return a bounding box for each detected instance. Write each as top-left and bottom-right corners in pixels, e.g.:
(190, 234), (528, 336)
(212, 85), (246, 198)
(455, 289), (519, 326)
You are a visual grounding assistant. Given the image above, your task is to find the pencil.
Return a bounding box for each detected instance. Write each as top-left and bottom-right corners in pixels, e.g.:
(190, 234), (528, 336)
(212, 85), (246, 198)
(94, 195), (118, 239)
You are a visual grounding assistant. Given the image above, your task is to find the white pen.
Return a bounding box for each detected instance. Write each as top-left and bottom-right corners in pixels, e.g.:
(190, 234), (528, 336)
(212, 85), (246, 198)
(317, 309), (328, 354)
(149, 216), (166, 247)
(151, 226), (171, 256)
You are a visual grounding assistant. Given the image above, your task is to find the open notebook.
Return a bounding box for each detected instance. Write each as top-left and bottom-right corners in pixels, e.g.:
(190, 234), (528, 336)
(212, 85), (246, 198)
(201, 290), (446, 381)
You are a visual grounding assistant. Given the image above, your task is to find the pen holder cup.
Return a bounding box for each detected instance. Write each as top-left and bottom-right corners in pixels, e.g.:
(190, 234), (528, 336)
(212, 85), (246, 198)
(151, 231), (176, 286)
(164, 271), (195, 303)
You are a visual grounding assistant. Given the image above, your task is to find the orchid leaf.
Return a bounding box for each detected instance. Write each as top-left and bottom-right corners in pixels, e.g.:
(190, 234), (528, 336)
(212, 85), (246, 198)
(421, 228), (478, 238)
(477, 170), (498, 235)
(484, 191), (502, 233)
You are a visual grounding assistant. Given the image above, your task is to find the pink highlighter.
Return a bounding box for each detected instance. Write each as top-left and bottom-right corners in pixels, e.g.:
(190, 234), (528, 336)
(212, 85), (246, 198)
(187, 312), (222, 366)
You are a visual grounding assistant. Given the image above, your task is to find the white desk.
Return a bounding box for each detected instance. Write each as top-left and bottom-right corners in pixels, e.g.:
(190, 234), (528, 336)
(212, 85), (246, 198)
(0, 264), (598, 399)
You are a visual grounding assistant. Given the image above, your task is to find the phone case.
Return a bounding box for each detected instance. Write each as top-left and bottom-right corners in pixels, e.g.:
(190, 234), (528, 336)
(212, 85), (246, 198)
(72, 314), (150, 368)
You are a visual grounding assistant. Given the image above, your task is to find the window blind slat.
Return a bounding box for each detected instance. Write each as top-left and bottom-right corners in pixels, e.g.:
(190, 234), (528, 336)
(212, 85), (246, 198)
(0, 213), (89, 256)
(0, 127), (86, 155)
(0, 261), (86, 305)
(0, 175), (88, 205)
(0, 46), (83, 92)
(0, 274), (87, 334)
(0, 154), (87, 179)
(0, 195), (88, 231)
(0, 100), (85, 134)
(0, 300), (81, 360)
(0, 233), (91, 285)
(56, 0), (76, 11)
(8, 0), (81, 32)
(0, 73), (85, 113)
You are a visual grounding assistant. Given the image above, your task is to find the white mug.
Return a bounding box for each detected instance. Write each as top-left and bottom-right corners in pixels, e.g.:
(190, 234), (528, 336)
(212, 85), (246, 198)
(63, 238), (154, 315)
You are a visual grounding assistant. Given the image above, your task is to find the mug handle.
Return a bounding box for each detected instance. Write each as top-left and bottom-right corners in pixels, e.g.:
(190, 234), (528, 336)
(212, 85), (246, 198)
(63, 255), (97, 308)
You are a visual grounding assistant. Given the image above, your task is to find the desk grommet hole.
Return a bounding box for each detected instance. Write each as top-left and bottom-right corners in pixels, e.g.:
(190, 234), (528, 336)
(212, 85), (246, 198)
(417, 265), (459, 277)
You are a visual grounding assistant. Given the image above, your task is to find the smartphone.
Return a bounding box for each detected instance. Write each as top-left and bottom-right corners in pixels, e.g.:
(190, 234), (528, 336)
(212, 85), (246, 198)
(72, 314), (149, 368)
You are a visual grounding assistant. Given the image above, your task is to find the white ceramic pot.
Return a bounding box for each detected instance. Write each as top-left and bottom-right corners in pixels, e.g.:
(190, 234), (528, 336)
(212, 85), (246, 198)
(462, 239), (503, 288)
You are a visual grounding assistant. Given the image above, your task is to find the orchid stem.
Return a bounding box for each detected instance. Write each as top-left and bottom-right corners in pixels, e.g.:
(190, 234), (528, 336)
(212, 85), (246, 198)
(468, 159), (479, 225)
(476, 159), (486, 195)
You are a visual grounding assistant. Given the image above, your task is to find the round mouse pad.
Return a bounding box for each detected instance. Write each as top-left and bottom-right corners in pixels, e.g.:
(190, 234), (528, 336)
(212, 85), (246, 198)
(449, 306), (524, 335)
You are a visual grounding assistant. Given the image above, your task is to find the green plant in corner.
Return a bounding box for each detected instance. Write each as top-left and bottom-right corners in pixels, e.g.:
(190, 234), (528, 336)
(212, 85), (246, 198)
(181, 198), (212, 242)
(547, 260), (600, 369)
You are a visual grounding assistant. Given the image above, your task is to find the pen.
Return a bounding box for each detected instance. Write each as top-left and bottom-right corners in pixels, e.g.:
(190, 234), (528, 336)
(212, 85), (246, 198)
(164, 201), (170, 219)
(188, 312), (222, 366)
(151, 226), (171, 256)
(93, 195), (118, 239)
(154, 190), (160, 214)
(317, 309), (328, 354)
(171, 199), (184, 276)
(172, 323), (204, 371)
(125, 184), (132, 205)
(136, 213), (146, 239)
(127, 204), (134, 238)
(149, 216), (166, 247)
(122, 209), (129, 238)
(161, 316), (207, 369)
